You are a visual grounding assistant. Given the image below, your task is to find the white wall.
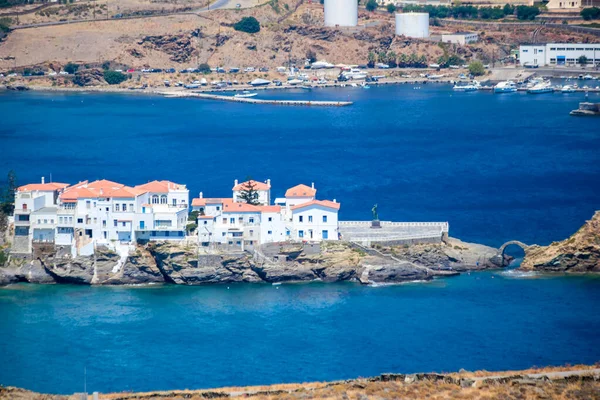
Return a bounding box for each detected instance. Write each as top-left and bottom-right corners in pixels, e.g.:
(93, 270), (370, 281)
(291, 205), (339, 241)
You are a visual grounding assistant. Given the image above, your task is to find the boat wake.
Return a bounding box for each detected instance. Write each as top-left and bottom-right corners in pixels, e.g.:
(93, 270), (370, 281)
(500, 269), (539, 279)
(369, 279), (431, 287)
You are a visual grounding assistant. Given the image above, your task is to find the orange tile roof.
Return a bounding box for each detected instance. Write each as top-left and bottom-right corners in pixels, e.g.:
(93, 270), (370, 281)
(192, 198), (229, 206)
(232, 180), (271, 191)
(18, 182), (69, 192)
(223, 200), (261, 213)
(86, 179), (124, 190)
(135, 180), (186, 193)
(258, 205), (281, 213)
(198, 215), (214, 219)
(103, 186), (146, 199)
(60, 187), (99, 200)
(291, 200), (341, 211)
(285, 184), (316, 198)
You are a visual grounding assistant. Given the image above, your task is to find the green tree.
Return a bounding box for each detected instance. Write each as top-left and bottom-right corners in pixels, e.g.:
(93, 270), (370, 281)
(580, 7), (600, 20)
(233, 16), (260, 33)
(387, 51), (397, 67)
(238, 179), (261, 205)
(578, 55), (588, 65)
(188, 210), (199, 221)
(386, 3), (396, 13)
(0, 17), (11, 33)
(101, 61), (111, 70)
(63, 62), (79, 74)
(378, 51), (387, 63)
(365, 0), (378, 12)
(468, 61), (485, 76)
(103, 70), (128, 85)
(503, 3), (514, 15)
(0, 170), (16, 215)
(515, 5), (539, 20)
(367, 51), (376, 68)
(197, 63), (211, 73)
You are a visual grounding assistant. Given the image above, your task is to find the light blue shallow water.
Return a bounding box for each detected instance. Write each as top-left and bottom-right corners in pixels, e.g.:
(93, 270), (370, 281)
(0, 84), (599, 394)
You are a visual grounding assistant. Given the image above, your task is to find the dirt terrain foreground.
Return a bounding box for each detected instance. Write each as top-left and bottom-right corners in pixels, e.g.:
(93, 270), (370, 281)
(1, 365), (599, 399)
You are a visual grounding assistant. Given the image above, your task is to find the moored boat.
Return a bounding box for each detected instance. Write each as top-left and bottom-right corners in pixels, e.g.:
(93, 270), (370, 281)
(453, 80), (480, 92)
(561, 85), (576, 93)
(234, 91), (258, 98)
(527, 80), (554, 94)
(494, 81), (517, 93)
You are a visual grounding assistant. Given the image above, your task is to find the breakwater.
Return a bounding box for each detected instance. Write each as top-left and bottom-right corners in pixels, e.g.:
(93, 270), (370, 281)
(160, 91), (353, 106)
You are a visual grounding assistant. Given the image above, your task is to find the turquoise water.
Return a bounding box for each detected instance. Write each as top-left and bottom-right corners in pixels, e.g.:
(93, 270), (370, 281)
(1, 272), (599, 394)
(1, 85), (600, 394)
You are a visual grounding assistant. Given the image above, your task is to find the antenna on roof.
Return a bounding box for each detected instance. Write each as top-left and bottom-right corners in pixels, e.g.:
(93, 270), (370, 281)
(50, 173), (52, 183)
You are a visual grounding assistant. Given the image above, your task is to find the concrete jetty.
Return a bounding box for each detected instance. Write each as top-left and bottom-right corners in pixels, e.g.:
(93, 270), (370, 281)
(160, 91), (353, 106)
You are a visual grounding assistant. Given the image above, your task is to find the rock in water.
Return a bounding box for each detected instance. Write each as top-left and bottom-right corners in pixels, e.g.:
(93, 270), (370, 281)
(521, 211), (600, 272)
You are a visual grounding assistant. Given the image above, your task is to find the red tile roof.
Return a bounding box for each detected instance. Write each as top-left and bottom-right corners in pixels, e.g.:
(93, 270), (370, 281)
(232, 180), (271, 191)
(17, 182), (69, 192)
(285, 184), (316, 198)
(191, 198), (228, 207)
(60, 180), (146, 200)
(291, 200), (340, 211)
(198, 215), (214, 219)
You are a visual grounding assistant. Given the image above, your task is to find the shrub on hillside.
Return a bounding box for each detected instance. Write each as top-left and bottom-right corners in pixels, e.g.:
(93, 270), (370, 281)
(233, 16), (260, 33)
(103, 70), (128, 85)
(197, 63), (211, 73)
(366, 0), (378, 11)
(515, 5), (540, 20)
(64, 62), (79, 74)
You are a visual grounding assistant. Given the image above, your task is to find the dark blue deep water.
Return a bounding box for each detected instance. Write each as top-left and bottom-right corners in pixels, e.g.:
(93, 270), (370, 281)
(1, 85), (600, 394)
(1, 85), (599, 247)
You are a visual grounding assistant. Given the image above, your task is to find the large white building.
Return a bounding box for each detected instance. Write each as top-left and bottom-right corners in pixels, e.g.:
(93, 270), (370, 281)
(13, 178), (189, 255)
(519, 43), (600, 67)
(192, 179), (341, 249)
(441, 32), (478, 45)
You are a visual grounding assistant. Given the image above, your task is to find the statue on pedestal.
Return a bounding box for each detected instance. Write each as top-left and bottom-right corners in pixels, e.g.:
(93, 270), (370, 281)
(371, 204), (381, 228)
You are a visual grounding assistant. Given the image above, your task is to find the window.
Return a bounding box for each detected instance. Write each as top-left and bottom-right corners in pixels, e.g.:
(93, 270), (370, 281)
(222, 232), (226, 237)
(106, 207), (109, 211)
(122, 222), (126, 227)
(249, 230), (254, 236)
(230, 218), (235, 224)
(322, 230), (328, 239)
(238, 217), (243, 223)
(249, 217), (254, 223)
(268, 217), (272, 222)
(308, 216), (313, 223)
(522, 49), (528, 52)
(323, 215), (328, 223)
(102, 220), (106, 227)
(93, 202), (96, 207)
(567, 48), (574, 51)
(59, 217), (63, 224)
(103, 231), (107, 239)
(77, 218), (83, 224)
(122, 204), (127, 212)
(299, 230), (304, 238)
(93, 218), (97, 224)
(286, 229), (290, 236)
(268, 230), (272, 235)
(216, 206), (220, 211)
(203, 221), (207, 225)
(114, 220), (117, 227)
(222, 218), (227, 224)
(172, 198), (177, 206)
(152, 195), (159, 204)
(299, 216), (303, 222)
(44, 219), (48, 224)
(50, 219), (53, 224)
(160, 195), (167, 204)
(550, 47), (556, 51)
(115, 204), (120, 212)
(86, 200), (91, 209)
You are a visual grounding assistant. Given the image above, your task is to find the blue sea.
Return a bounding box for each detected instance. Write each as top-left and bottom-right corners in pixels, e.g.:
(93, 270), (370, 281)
(0, 84), (599, 394)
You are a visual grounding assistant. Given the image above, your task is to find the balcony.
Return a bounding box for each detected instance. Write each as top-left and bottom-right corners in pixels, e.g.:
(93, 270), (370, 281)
(57, 208), (76, 215)
(14, 219), (31, 226)
(14, 208), (31, 215)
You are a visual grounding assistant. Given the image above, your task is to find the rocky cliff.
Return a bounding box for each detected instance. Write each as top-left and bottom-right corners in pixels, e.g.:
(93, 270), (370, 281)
(520, 211), (600, 272)
(0, 238), (502, 287)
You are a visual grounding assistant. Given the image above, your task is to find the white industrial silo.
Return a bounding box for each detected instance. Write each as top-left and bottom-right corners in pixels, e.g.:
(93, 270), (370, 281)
(395, 12), (429, 38)
(324, 0), (358, 27)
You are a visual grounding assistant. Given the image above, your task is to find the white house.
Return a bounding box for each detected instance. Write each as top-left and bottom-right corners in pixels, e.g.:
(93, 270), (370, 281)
(191, 181), (340, 249)
(290, 200), (340, 241)
(232, 179), (271, 205)
(13, 178), (189, 256)
(441, 32), (478, 45)
(519, 43), (600, 66)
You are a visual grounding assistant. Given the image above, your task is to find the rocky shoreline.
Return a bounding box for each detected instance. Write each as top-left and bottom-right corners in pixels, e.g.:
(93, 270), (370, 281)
(0, 238), (507, 287)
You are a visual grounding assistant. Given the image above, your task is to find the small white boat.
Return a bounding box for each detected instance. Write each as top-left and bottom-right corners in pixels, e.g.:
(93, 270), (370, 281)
(583, 75), (593, 80)
(494, 81), (517, 93)
(527, 80), (554, 94)
(361, 82), (370, 89)
(561, 85), (576, 93)
(453, 80), (480, 92)
(234, 91), (257, 98)
(287, 79), (304, 86)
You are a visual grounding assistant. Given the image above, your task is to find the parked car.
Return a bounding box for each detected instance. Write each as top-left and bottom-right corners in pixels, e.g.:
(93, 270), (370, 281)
(244, 67), (255, 73)
(259, 67), (269, 72)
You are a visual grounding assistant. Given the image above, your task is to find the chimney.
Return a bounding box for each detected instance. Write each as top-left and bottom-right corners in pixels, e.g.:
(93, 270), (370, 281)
(100, 189), (104, 196)
(234, 179), (238, 186)
(311, 182), (314, 189)
(267, 178), (271, 187)
(333, 199), (337, 203)
(41, 177), (45, 184)
(199, 191), (203, 198)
